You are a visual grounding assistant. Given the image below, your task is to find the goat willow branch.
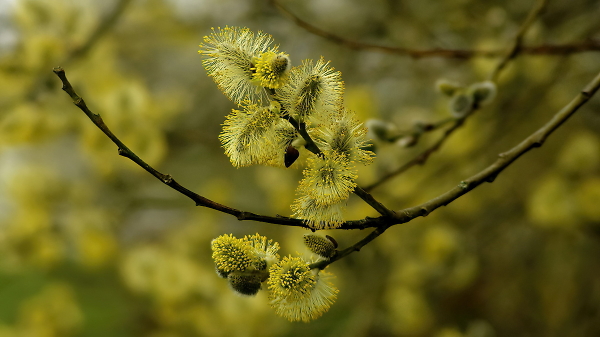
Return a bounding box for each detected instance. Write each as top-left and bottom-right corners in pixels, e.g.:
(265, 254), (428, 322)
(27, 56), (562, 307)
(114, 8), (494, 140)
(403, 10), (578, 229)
(53, 66), (600, 231)
(52, 67), (312, 229)
(270, 0), (600, 60)
(312, 69), (600, 269)
(54, 65), (600, 273)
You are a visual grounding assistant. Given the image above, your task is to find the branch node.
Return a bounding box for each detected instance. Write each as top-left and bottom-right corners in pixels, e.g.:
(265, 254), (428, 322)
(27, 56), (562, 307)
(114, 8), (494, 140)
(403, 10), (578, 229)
(581, 90), (592, 99)
(458, 181), (469, 190)
(162, 174), (173, 184)
(420, 207), (430, 217)
(117, 148), (127, 157)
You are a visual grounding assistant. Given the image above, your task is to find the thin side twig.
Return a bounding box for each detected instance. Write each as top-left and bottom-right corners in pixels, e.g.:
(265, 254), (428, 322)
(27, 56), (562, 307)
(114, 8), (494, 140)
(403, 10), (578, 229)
(271, 0), (599, 60)
(65, 0), (134, 63)
(278, 97), (395, 217)
(52, 68), (600, 236)
(489, 0), (549, 81)
(365, 0), (547, 192)
(312, 69), (600, 268)
(364, 117), (466, 192)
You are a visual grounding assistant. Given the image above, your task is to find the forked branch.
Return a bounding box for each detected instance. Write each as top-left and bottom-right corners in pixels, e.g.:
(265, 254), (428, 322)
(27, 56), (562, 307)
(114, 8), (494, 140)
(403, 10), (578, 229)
(54, 65), (600, 270)
(312, 69), (600, 269)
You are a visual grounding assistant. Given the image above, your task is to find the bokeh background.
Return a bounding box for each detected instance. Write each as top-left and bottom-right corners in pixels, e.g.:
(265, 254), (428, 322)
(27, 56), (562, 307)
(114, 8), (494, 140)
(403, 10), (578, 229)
(1, 0), (600, 336)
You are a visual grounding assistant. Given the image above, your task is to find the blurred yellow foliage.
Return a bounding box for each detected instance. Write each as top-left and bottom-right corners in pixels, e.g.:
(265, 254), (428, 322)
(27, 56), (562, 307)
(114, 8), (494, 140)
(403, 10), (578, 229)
(0, 283), (82, 337)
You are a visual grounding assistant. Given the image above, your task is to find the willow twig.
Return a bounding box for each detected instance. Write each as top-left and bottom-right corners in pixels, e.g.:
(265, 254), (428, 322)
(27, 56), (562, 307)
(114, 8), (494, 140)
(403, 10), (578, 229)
(388, 117), (455, 144)
(53, 67), (311, 230)
(313, 69), (600, 267)
(286, 114), (395, 217)
(310, 225), (390, 269)
(52, 67), (600, 236)
(364, 117), (466, 192)
(270, 0), (599, 60)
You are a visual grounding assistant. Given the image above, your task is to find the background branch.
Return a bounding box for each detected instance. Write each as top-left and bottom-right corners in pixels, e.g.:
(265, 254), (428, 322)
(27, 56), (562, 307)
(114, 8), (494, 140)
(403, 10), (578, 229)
(26, 0), (133, 102)
(489, 0), (549, 81)
(366, 0), (547, 192)
(270, 0), (600, 60)
(365, 117), (467, 191)
(64, 0), (134, 63)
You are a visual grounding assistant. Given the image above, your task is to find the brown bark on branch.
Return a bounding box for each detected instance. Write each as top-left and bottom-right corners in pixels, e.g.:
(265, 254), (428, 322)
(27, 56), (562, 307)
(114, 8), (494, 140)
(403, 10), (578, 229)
(53, 67), (600, 234)
(52, 67), (312, 230)
(311, 69), (600, 268)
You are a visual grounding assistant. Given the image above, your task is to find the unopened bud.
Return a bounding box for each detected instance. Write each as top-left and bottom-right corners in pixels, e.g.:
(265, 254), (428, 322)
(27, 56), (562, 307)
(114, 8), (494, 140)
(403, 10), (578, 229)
(449, 91), (474, 118)
(365, 119), (395, 142)
(303, 234), (336, 258)
(468, 81), (497, 106)
(396, 135), (418, 148)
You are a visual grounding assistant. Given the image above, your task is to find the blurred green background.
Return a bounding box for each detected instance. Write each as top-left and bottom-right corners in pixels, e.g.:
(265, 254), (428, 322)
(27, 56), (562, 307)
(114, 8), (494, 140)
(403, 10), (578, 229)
(1, 0), (600, 336)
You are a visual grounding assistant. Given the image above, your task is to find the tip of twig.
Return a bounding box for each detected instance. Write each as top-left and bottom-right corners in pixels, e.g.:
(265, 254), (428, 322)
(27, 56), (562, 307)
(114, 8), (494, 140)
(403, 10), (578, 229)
(53, 67), (64, 74)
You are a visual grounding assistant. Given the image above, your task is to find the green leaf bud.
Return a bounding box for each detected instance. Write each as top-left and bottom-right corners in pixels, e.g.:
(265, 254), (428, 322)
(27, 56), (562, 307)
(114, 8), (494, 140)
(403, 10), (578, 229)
(303, 234), (336, 258)
(468, 81), (497, 106)
(396, 135), (418, 148)
(365, 119), (395, 142)
(449, 90), (474, 118)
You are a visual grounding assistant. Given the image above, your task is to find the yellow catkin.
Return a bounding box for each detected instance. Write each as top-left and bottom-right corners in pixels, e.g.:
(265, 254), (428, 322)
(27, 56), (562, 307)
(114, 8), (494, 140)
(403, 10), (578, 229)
(199, 26), (276, 104)
(275, 57), (344, 122)
(268, 256), (338, 322)
(252, 51), (291, 89)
